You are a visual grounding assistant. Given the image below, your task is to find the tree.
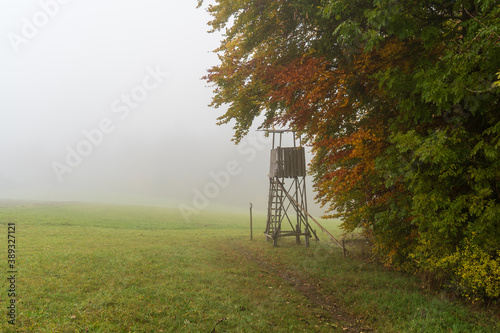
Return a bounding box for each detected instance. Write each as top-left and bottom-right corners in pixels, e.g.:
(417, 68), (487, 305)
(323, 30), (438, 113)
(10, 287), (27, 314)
(201, 0), (500, 300)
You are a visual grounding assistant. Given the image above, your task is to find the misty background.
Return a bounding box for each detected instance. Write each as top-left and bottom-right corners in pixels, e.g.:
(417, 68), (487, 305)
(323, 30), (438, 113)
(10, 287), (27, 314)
(0, 0), (324, 216)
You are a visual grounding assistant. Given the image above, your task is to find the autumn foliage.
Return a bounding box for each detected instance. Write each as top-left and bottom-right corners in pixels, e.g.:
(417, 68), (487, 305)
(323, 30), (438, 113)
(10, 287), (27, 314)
(202, 0), (500, 301)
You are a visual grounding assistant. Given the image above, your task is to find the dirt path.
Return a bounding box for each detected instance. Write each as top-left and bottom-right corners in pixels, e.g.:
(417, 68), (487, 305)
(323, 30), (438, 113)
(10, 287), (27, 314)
(233, 245), (375, 332)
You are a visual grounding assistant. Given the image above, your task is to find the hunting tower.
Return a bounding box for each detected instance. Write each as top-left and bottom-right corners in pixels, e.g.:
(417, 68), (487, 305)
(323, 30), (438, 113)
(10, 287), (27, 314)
(264, 130), (319, 246)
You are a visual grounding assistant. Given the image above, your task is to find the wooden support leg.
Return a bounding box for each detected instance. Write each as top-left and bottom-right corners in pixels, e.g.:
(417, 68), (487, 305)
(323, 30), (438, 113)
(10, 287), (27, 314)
(296, 223), (301, 245)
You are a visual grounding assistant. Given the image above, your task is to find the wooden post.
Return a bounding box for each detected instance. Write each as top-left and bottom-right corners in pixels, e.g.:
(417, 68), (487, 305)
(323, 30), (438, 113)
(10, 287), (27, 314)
(249, 203), (253, 240)
(342, 239), (346, 258)
(296, 223), (301, 245)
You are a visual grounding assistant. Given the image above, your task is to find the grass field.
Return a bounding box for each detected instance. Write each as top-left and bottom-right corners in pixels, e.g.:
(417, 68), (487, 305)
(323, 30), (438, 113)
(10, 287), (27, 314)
(0, 201), (498, 332)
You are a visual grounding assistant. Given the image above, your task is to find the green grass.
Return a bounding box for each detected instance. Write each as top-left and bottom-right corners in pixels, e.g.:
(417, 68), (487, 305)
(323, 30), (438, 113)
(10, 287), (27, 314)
(0, 201), (498, 332)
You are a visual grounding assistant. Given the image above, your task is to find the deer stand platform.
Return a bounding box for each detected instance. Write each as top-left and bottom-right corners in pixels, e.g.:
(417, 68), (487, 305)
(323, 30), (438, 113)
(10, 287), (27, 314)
(264, 130), (319, 247)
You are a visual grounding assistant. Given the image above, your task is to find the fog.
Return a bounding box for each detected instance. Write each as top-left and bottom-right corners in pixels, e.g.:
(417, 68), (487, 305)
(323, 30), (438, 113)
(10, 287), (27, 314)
(0, 0), (324, 217)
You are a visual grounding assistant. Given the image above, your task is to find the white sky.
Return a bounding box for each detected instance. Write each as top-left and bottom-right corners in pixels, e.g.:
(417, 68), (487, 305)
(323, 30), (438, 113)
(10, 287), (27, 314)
(0, 0), (323, 216)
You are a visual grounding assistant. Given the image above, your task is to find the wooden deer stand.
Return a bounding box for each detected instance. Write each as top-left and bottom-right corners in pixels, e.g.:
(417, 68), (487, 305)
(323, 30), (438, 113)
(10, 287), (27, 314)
(264, 130), (319, 247)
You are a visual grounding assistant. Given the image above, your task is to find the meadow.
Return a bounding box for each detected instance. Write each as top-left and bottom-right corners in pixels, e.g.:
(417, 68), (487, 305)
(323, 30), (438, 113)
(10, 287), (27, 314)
(0, 201), (498, 332)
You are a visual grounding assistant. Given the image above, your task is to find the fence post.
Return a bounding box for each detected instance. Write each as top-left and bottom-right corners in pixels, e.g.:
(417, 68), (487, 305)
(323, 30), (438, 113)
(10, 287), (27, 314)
(249, 203), (253, 240)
